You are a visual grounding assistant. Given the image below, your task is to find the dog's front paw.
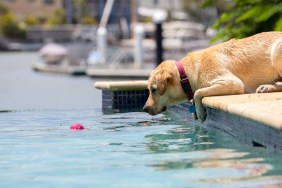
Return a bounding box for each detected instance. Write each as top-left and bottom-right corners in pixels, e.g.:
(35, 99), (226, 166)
(196, 107), (206, 123)
(256, 84), (276, 93)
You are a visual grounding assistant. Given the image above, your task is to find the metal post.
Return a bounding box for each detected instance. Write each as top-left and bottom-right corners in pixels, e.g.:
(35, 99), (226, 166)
(64, 0), (73, 24)
(97, 27), (107, 64)
(155, 22), (163, 66)
(99, 0), (115, 28)
(134, 24), (144, 68)
(153, 11), (166, 66)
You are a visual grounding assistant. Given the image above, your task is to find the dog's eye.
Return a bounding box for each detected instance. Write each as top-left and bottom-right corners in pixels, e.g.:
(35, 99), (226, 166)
(151, 85), (157, 94)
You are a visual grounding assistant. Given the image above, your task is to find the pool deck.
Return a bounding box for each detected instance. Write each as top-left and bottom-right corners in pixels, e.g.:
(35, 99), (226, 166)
(202, 92), (282, 154)
(203, 92), (282, 131)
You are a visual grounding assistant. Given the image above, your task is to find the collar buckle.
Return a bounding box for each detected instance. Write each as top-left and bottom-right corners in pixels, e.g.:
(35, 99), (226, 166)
(180, 77), (188, 82)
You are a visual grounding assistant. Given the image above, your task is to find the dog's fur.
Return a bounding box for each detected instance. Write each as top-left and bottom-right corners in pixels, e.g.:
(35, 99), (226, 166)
(144, 32), (282, 122)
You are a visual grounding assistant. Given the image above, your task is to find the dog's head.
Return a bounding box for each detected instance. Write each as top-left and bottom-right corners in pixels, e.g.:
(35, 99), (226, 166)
(143, 60), (187, 115)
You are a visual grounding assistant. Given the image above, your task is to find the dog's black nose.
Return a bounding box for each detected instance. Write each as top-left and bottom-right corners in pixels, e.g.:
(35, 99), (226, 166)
(143, 106), (149, 113)
(161, 106), (167, 112)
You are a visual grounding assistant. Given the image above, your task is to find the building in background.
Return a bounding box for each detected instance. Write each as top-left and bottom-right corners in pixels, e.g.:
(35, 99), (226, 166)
(0, 0), (194, 42)
(1, 0), (132, 25)
(1, 0), (62, 21)
(63, 0), (131, 25)
(1, 0), (185, 25)
(138, 0), (181, 10)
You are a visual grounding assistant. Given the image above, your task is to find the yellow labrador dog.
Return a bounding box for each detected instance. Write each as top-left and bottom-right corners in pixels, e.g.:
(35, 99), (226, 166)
(143, 31), (282, 122)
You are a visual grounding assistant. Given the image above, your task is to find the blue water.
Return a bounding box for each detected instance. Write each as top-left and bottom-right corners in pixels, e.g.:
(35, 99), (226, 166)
(0, 109), (282, 188)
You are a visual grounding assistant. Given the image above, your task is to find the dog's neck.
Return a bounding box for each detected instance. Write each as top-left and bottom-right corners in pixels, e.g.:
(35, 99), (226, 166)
(175, 61), (194, 100)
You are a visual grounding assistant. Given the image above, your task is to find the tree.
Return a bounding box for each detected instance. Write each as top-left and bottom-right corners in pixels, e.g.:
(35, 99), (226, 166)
(73, 0), (92, 24)
(181, 0), (230, 29)
(0, 2), (8, 15)
(204, 0), (282, 42)
(0, 2), (25, 39)
(48, 8), (66, 25)
(0, 13), (26, 39)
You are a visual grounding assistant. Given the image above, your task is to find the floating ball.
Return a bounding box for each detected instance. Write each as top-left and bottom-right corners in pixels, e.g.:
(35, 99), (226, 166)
(70, 123), (85, 130)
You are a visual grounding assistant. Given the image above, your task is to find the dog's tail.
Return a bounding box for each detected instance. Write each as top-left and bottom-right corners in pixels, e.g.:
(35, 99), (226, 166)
(271, 38), (282, 77)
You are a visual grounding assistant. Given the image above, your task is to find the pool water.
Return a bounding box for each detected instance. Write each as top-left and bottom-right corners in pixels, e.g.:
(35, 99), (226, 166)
(0, 109), (282, 188)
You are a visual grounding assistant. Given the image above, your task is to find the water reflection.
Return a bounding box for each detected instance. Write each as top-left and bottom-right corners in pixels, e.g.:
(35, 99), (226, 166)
(146, 125), (213, 152)
(145, 121), (282, 186)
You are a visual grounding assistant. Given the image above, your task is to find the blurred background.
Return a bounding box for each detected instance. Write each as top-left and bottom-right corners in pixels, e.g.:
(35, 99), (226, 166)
(0, 0), (281, 111)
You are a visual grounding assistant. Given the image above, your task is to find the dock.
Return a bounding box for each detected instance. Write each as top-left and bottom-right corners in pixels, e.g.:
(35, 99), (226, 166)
(32, 63), (86, 75)
(202, 92), (282, 154)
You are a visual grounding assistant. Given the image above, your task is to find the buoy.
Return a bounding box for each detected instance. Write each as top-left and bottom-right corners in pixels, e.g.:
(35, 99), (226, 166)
(70, 123), (85, 130)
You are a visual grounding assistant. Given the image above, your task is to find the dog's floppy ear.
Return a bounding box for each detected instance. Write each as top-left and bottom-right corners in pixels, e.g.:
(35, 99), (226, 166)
(156, 69), (172, 96)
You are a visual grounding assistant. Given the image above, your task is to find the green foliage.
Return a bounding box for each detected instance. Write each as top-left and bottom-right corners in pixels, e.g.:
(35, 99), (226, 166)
(25, 16), (37, 26)
(141, 16), (153, 23)
(182, 0), (230, 21)
(25, 9), (66, 26)
(181, 0), (204, 20)
(82, 16), (96, 25)
(35, 15), (47, 25)
(0, 2), (26, 39)
(73, 0), (93, 24)
(47, 8), (65, 25)
(0, 13), (26, 39)
(0, 2), (8, 15)
(206, 0), (282, 42)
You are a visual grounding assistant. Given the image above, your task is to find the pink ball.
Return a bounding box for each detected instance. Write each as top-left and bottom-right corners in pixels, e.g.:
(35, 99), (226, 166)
(70, 123), (85, 130)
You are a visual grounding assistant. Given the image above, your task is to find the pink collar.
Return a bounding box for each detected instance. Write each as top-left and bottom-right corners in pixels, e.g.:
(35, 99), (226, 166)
(175, 61), (193, 100)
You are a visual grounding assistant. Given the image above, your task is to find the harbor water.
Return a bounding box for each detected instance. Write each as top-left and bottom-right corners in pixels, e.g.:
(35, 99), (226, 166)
(0, 52), (101, 110)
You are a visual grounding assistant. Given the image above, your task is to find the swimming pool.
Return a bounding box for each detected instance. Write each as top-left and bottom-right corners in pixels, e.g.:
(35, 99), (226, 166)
(0, 109), (281, 188)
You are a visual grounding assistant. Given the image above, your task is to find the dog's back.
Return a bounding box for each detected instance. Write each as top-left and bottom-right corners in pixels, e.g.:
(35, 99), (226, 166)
(198, 32), (282, 92)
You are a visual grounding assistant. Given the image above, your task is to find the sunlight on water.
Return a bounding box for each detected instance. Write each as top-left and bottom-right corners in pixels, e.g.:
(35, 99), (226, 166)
(0, 109), (281, 188)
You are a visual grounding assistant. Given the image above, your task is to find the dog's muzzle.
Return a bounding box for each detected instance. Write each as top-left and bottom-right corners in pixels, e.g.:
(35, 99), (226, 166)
(143, 106), (167, 115)
(143, 106), (149, 113)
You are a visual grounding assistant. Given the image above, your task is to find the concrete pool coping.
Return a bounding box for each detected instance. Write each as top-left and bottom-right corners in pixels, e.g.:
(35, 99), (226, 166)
(201, 92), (282, 154)
(202, 92), (282, 131)
(94, 80), (148, 91)
(87, 68), (151, 79)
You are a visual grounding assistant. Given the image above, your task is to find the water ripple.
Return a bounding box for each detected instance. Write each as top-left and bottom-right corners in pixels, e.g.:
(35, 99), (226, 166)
(0, 109), (281, 188)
